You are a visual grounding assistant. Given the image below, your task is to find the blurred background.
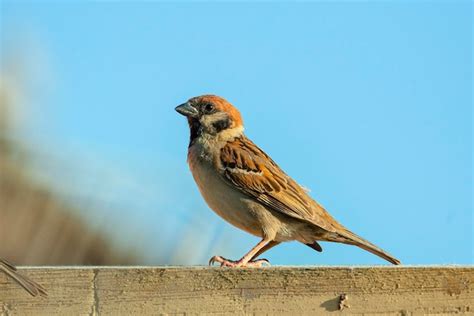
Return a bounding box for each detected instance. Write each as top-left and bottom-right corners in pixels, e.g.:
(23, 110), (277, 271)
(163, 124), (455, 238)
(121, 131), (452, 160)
(0, 1), (471, 266)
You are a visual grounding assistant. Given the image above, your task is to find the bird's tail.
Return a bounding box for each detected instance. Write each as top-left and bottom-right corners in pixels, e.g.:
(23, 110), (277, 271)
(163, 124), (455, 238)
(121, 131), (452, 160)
(335, 228), (401, 265)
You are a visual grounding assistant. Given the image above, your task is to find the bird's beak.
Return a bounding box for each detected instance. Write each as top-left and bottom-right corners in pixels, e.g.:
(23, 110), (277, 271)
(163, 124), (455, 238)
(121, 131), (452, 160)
(175, 102), (199, 118)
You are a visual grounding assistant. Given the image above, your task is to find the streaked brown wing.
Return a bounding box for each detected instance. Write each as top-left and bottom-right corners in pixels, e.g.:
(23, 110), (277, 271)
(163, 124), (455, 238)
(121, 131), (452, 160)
(220, 136), (339, 233)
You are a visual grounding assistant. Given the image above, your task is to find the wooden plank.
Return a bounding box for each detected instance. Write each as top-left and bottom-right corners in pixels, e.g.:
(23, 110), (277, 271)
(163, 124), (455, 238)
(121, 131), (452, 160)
(0, 268), (94, 315)
(1, 266), (472, 315)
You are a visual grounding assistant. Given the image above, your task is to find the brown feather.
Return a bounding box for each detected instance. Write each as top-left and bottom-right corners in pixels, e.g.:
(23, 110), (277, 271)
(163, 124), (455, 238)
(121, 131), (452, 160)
(219, 136), (401, 265)
(220, 136), (340, 233)
(305, 241), (323, 252)
(336, 229), (401, 265)
(189, 95), (243, 128)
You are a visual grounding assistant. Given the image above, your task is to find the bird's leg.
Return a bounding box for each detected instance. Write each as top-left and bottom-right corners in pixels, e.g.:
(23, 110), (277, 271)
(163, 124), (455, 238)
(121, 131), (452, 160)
(209, 238), (273, 268)
(250, 240), (280, 261)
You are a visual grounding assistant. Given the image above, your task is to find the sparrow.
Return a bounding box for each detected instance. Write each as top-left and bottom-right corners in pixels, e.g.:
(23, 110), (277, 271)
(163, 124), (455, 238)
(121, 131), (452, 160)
(0, 259), (47, 297)
(175, 95), (400, 267)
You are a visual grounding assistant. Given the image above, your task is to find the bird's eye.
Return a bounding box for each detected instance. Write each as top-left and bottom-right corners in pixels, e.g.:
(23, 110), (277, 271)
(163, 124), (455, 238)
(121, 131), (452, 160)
(203, 103), (215, 113)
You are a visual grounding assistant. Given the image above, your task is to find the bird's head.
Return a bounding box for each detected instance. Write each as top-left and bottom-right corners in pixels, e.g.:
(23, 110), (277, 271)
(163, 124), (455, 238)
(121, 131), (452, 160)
(175, 95), (243, 143)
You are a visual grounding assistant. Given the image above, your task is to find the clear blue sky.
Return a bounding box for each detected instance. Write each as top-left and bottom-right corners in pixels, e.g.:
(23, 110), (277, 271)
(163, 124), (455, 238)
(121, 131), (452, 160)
(2, 1), (472, 265)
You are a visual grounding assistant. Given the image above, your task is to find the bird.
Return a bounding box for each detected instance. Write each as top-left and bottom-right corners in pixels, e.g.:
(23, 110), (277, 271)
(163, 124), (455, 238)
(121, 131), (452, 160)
(175, 95), (400, 267)
(0, 259), (48, 297)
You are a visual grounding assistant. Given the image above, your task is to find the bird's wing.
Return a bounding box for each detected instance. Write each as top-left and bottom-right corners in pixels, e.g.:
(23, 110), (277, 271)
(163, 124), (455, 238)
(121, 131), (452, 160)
(219, 136), (339, 233)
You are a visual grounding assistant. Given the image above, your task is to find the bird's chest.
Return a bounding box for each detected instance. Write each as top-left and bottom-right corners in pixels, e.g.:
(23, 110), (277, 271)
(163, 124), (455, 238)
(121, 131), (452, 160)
(187, 145), (261, 236)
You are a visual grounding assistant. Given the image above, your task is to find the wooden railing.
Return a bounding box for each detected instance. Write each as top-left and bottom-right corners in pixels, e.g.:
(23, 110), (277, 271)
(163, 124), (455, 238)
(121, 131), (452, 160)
(1, 266), (472, 315)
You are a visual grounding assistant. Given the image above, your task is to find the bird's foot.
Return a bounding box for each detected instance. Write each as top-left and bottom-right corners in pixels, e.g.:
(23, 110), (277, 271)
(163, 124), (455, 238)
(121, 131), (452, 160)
(208, 255), (270, 268)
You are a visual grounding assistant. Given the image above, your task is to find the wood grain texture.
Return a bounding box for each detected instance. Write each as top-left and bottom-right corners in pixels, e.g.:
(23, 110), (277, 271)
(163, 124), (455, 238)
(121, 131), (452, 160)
(1, 266), (472, 315)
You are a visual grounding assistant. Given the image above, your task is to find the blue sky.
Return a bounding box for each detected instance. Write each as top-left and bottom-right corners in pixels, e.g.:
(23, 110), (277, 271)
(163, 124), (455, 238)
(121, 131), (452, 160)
(1, 1), (472, 265)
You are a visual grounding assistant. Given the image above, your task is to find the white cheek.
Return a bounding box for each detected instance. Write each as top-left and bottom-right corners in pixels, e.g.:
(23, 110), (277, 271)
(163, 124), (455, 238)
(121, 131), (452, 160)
(199, 112), (228, 128)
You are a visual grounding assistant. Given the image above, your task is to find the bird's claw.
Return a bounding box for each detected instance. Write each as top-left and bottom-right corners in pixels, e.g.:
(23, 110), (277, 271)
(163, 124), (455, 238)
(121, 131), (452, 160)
(208, 255), (270, 268)
(249, 258), (270, 267)
(208, 255), (224, 266)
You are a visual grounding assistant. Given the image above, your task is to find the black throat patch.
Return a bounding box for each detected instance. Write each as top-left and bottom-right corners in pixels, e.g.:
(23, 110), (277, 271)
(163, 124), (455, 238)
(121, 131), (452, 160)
(188, 118), (201, 147)
(188, 116), (232, 147)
